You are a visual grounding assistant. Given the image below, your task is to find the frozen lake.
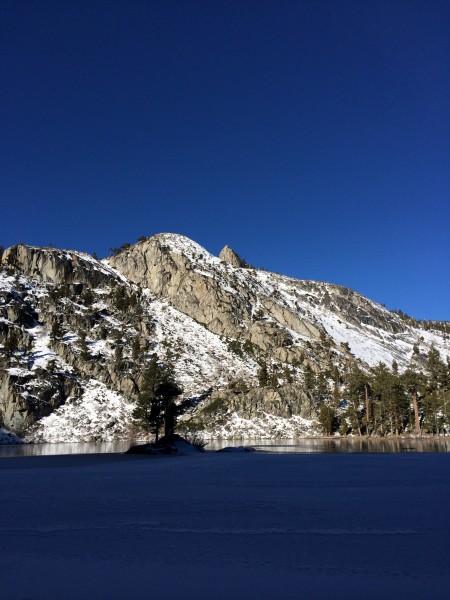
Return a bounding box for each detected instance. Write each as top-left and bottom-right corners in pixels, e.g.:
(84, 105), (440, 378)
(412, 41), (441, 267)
(1, 436), (449, 456)
(0, 440), (132, 457)
(208, 437), (450, 453)
(0, 451), (449, 599)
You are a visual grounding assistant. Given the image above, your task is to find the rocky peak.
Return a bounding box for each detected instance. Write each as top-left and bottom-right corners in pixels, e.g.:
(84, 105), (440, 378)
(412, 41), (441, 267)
(108, 236), (251, 338)
(219, 245), (247, 268)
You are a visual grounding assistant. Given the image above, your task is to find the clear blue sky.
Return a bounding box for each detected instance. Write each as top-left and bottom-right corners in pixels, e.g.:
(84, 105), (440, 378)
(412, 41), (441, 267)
(1, 1), (449, 320)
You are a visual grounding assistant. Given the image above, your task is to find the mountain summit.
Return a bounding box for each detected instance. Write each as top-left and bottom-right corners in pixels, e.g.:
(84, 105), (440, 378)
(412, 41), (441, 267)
(0, 234), (448, 443)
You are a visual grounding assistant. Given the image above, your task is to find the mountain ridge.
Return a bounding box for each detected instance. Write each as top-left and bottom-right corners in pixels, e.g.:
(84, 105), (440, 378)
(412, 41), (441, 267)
(0, 233), (448, 443)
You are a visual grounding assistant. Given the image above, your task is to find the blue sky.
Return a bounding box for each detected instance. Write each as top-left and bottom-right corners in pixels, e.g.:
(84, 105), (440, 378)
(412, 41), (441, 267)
(1, 1), (449, 320)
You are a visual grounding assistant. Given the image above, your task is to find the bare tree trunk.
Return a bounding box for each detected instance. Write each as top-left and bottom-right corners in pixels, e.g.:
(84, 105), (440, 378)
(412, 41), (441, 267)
(412, 388), (420, 435)
(365, 385), (370, 436)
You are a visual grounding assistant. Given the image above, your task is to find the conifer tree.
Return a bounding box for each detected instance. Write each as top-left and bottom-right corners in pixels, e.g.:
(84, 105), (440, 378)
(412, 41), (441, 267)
(303, 364), (316, 394)
(113, 286), (129, 311)
(269, 363), (280, 388)
(78, 331), (90, 361)
(401, 367), (427, 434)
(426, 346), (446, 391)
(332, 367), (341, 406)
(50, 318), (63, 341)
(318, 403), (337, 436)
(316, 372), (329, 401)
(257, 361), (270, 386)
(371, 363), (408, 436)
(132, 356), (182, 442)
(345, 363), (369, 435)
(422, 346), (448, 433)
(82, 287), (94, 306)
(114, 343), (124, 371)
(132, 337), (141, 362)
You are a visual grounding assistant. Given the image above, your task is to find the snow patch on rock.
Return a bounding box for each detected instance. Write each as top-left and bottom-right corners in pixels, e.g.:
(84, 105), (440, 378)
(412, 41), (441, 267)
(28, 380), (134, 443)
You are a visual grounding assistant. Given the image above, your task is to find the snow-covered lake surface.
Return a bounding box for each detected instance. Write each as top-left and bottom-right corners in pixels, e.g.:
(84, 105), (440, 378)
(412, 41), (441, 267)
(1, 452), (449, 599)
(1, 437), (449, 456)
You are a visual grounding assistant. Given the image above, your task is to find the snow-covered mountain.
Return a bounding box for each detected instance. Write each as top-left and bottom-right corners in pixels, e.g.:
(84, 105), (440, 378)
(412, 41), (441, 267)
(0, 234), (448, 442)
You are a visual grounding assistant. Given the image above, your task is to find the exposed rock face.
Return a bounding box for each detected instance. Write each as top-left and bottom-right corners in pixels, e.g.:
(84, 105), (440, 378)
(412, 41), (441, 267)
(108, 233), (407, 352)
(0, 369), (79, 433)
(186, 384), (319, 439)
(108, 235), (252, 338)
(260, 297), (321, 339)
(219, 245), (247, 268)
(108, 234), (320, 345)
(207, 385), (317, 420)
(1, 244), (122, 288)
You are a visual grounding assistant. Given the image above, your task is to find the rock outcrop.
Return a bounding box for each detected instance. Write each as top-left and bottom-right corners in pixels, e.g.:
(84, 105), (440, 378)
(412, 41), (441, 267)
(0, 368), (80, 433)
(219, 245), (247, 268)
(1, 244), (123, 288)
(205, 384), (317, 420)
(108, 235), (252, 338)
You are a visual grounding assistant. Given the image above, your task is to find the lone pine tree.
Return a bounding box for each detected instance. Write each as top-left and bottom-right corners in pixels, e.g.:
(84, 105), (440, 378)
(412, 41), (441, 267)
(132, 355), (182, 442)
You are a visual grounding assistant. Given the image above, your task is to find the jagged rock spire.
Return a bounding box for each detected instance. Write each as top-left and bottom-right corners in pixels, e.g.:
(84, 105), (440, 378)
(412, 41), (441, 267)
(219, 245), (246, 268)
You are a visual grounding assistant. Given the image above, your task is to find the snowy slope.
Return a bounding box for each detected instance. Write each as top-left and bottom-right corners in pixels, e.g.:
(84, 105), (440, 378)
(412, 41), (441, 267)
(118, 233), (449, 371)
(30, 380), (134, 442)
(1, 452), (449, 598)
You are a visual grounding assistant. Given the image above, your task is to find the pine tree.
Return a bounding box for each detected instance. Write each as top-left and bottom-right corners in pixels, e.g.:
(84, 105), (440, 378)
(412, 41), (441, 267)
(426, 345), (446, 391)
(422, 391), (443, 434)
(269, 363), (280, 388)
(423, 346), (448, 433)
(303, 364), (316, 394)
(332, 367), (341, 406)
(371, 363), (408, 436)
(50, 318), (63, 341)
(401, 367), (427, 434)
(128, 293), (138, 308)
(345, 363), (369, 436)
(257, 361), (270, 386)
(132, 337), (141, 362)
(318, 404), (337, 436)
(283, 366), (293, 384)
(82, 287), (95, 306)
(113, 286), (129, 311)
(316, 372), (329, 401)
(114, 343), (124, 371)
(78, 331), (90, 361)
(132, 356), (182, 442)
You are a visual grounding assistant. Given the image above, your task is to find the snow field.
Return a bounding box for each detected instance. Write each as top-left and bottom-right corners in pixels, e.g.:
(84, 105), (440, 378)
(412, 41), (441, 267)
(29, 380), (134, 442)
(202, 412), (316, 440)
(0, 452), (449, 599)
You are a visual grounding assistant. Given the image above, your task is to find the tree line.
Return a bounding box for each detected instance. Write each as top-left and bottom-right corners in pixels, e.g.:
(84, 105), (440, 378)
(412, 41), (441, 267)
(311, 346), (449, 436)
